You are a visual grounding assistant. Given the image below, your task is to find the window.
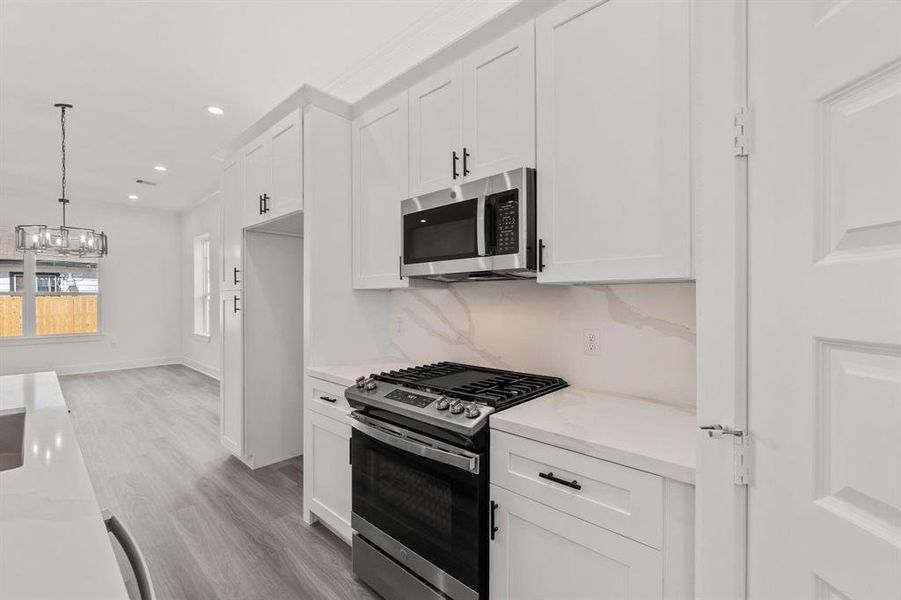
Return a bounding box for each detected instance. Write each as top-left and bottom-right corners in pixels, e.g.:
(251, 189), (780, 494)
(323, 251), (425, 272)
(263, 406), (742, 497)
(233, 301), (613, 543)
(0, 232), (24, 338)
(34, 257), (99, 335)
(193, 234), (211, 337)
(0, 229), (100, 338)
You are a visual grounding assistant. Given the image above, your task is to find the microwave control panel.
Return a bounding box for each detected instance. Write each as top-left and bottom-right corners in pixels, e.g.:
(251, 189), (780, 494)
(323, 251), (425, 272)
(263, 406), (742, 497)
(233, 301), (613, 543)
(494, 192), (519, 255)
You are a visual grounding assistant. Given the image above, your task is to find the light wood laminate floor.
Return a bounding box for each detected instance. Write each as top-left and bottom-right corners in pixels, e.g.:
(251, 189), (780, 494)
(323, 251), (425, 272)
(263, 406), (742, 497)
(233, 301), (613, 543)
(62, 365), (378, 600)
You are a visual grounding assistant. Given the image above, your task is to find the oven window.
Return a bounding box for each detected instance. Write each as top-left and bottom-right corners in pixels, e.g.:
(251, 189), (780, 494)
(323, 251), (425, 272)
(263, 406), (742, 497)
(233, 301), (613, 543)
(352, 427), (485, 591)
(404, 198), (478, 264)
(370, 449), (454, 548)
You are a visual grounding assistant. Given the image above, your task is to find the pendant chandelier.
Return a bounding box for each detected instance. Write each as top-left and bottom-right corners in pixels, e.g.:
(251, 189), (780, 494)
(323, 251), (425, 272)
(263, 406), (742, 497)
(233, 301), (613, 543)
(15, 103), (109, 258)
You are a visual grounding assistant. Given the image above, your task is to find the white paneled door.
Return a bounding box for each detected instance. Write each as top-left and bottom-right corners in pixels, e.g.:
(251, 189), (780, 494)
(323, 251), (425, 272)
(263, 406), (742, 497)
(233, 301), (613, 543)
(748, 1), (901, 599)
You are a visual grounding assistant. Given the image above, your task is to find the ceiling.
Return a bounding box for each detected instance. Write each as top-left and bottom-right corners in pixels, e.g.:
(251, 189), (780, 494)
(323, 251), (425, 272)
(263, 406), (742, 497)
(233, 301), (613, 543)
(0, 0), (515, 212)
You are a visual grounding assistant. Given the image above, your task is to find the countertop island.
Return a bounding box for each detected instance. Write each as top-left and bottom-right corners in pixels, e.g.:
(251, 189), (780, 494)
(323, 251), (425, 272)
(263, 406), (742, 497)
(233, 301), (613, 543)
(0, 371), (128, 599)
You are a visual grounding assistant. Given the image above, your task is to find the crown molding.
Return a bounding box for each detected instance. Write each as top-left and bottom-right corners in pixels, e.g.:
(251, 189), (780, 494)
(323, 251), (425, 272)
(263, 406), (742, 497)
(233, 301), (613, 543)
(323, 0), (516, 103)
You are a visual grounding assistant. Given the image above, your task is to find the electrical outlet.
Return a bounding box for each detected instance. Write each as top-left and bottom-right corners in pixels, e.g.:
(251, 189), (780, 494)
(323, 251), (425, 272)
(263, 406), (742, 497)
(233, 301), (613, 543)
(583, 329), (602, 356)
(393, 316), (405, 337)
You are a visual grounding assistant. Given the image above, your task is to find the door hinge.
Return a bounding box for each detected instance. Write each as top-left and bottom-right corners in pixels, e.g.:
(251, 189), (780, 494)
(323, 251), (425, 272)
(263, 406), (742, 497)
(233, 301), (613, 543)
(700, 424), (752, 485)
(733, 105), (751, 157)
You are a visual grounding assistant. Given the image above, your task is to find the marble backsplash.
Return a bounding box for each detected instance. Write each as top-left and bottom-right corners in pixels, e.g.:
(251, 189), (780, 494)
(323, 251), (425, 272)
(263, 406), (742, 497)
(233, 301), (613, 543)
(387, 281), (696, 410)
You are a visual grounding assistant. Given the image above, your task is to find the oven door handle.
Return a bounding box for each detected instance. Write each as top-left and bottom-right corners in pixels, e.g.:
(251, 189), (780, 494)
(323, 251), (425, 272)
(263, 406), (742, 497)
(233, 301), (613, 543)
(351, 418), (480, 474)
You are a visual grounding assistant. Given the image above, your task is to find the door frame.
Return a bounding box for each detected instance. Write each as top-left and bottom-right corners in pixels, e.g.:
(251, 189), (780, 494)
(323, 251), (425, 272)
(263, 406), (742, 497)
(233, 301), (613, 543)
(693, 0), (749, 597)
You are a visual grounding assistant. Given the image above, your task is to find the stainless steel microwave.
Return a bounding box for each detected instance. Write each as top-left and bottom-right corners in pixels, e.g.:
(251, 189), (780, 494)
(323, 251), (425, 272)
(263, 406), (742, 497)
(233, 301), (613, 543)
(401, 167), (537, 282)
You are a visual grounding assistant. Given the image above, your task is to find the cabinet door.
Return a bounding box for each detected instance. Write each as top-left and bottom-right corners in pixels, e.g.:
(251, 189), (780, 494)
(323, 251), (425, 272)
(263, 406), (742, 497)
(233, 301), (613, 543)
(353, 93), (410, 289)
(536, 0), (691, 284)
(220, 292), (243, 457)
(243, 138), (270, 225)
(308, 410), (352, 540)
(408, 64), (463, 196)
(461, 21), (535, 181)
(267, 109), (303, 219)
(220, 156), (243, 290)
(489, 485), (662, 600)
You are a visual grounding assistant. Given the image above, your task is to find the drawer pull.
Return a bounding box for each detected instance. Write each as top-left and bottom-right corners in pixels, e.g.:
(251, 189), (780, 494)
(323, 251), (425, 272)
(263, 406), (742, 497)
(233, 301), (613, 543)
(319, 395), (337, 403)
(539, 471), (582, 491)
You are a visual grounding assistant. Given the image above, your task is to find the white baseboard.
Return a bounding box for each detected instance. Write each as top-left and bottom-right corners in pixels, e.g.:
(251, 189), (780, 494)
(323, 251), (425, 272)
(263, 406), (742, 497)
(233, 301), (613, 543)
(181, 358), (221, 381)
(10, 357), (184, 377)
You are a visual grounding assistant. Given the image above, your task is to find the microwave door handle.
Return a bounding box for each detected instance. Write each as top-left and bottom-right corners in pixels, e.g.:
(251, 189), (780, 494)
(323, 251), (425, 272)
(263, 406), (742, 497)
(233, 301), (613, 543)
(350, 418), (480, 474)
(476, 195), (487, 256)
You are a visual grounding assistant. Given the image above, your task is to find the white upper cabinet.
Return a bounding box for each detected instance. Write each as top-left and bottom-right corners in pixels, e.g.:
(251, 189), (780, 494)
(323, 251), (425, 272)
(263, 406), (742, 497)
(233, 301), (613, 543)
(408, 22), (536, 196)
(221, 155), (243, 290)
(408, 64), (463, 196)
(243, 138), (268, 225)
(461, 22), (536, 181)
(536, 0), (692, 284)
(353, 92), (410, 289)
(243, 109), (303, 226)
(267, 110), (303, 219)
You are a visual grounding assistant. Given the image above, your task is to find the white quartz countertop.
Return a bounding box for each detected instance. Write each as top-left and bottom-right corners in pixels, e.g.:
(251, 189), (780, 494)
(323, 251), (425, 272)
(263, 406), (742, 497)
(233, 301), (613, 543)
(0, 372), (128, 600)
(490, 388), (697, 484)
(307, 358), (419, 388)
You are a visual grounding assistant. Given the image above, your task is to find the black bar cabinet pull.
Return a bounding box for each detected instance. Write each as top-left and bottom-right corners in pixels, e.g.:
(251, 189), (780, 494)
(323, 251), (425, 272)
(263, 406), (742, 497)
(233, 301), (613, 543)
(452, 151), (459, 179)
(490, 500), (499, 540)
(233, 295), (240, 313)
(233, 267), (240, 285)
(538, 239), (546, 272)
(463, 147), (470, 176)
(262, 193), (270, 213)
(319, 395), (337, 403)
(538, 471), (581, 490)
(258, 194), (264, 215)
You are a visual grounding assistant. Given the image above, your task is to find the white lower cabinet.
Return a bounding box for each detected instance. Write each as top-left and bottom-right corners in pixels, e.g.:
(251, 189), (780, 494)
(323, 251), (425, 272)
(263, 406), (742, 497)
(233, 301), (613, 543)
(303, 376), (353, 542)
(489, 484), (662, 600)
(489, 430), (694, 600)
(307, 409), (352, 540)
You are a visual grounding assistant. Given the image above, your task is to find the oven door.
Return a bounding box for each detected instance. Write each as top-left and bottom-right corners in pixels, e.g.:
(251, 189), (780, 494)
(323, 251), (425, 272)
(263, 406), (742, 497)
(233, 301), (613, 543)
(351, 414), (486, 600)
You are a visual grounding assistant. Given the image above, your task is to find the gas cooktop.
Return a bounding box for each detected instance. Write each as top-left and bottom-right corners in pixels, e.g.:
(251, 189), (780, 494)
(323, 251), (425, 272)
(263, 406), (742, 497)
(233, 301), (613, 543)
(345, 362), (567, 439)
(376, 362), (567, 408)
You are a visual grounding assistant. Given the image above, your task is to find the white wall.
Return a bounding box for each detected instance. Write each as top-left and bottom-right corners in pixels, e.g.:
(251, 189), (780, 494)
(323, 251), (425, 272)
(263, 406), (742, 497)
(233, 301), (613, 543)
(180, 193), (221, 379)
(388, 281), (697, 410)
(0, 196), (182, 375)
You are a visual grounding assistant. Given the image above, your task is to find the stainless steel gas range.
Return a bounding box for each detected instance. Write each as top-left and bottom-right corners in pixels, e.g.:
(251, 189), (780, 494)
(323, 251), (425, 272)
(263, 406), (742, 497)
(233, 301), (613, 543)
(345, 362), (567, 600)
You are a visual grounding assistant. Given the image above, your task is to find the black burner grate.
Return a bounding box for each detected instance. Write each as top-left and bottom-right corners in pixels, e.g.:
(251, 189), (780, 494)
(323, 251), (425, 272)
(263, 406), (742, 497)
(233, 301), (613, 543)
(375, 362), (567, 408)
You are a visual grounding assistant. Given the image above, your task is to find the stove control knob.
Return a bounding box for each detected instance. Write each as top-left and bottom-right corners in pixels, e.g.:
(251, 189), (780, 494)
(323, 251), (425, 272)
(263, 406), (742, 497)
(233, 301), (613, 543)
(465, 405), (481, 419)
(435, 397), (450, 411)
(364, 378), (377, 391)
(355, 376), (366, 389)
(450, 401), (465, 415)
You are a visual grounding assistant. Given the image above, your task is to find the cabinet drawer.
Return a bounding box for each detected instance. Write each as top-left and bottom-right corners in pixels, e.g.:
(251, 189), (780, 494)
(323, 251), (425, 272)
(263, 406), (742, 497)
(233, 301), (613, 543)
(308, 378), (352, 419)
(490, 430), (663, 548)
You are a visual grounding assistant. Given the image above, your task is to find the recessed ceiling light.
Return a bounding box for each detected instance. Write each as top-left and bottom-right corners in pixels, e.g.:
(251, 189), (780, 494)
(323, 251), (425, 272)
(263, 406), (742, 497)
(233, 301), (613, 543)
(128, 194), (139, 200)
(207, 105), (225, 116)
(154, 164), (167, 172)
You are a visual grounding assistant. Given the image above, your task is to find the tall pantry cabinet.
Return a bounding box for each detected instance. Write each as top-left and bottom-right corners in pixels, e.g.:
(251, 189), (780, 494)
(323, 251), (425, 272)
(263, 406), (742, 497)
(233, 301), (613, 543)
(218, 107), (305, 469)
